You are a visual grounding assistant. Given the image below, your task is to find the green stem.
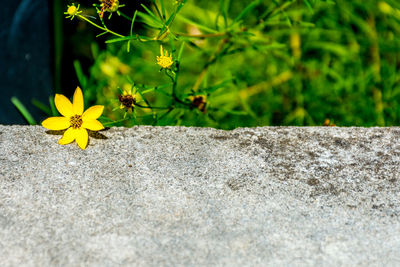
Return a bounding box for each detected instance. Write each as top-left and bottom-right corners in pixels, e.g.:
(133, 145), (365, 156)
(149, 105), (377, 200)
(78, 15), (125, 38)
(153, 2), (165, 22)
(136, 104), (171, 110)
(175, 32), (227, 38)
(118, 11), (133, 21)
(102, 118), (130, 126)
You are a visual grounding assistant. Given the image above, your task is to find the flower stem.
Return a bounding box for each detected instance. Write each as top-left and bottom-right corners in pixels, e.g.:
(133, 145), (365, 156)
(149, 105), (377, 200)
(175, 32), (227, 38)
(118, 11), (133, 21)
(77, 15), (125, 38)
(102, 118), (130, 126)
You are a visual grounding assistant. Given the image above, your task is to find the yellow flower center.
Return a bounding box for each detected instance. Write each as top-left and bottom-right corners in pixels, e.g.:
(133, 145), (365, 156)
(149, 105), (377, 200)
(67, 6), (78, 16)
(157, 55), (174, 69)
(70, 115), (83, 129)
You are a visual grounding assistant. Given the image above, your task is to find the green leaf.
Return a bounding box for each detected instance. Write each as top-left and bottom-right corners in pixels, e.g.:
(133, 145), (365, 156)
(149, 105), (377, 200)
(232, 0), (260, 24)
(96, 32), (108, 38)
(219, 0), (230, 28)
(140, 4), (164, 26)
(137, 12), (163, 29)
(305, 42), (351, 57)
(177, 15), (218, 33)
(127, 10), (138, 52)
(49, 96), (57, 116)
(203, 78), (234, 93)
(160, 0), (166, 20)
(105, 35), (152, 44)
(169, 36), (177, 57)
(177, 41), (185, 62)
(73, 60), (87, 89)
(220, 109), (248, 116)
(141, 84), (173, 96)
(11, 97), (37, 125)
(32, 99), (51, 115)
(303, 0), (314, 13)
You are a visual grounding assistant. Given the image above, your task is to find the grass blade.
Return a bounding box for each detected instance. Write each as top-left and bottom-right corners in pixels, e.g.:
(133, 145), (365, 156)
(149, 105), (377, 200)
(160, 0), (166, 20)
(32, 99), (51, 115)
(73, 60), (87, 89)
(11, 97), (37, 125)
(49, 96), (58, 116)
(177, 41), (185, 62)
(140, 4), (164, 26)
(127, 10), (138, 52)
(232, 0), (260, 24)
(177, 15), (218, 33)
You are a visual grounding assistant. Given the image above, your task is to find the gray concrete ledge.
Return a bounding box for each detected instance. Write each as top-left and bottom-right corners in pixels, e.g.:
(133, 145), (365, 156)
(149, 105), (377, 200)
(1, 125), (400, 266)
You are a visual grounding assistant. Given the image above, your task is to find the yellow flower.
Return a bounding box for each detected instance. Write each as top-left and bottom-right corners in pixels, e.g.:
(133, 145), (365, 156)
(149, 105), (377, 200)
(42, 87), (104, 150)
(156, 45), (174, 69)
(118, 87), (136, 111)
(64, 3), (82, 20)
(99, 0), (120, 18)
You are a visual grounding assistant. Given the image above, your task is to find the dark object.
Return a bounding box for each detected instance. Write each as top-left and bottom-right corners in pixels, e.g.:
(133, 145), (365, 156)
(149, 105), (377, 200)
(0, 0), (53, 124)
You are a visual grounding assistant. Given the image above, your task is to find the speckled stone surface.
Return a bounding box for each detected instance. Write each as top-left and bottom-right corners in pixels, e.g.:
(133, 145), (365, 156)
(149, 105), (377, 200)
(0, 125), (400, 266)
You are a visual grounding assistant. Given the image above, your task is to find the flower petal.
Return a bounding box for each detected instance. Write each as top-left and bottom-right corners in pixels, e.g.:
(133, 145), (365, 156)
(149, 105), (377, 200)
(82, 105), (104, 120)
(75, 128), (89, 150)
(82, 119), (104, 131)
(42, 117), (70, 130)
(55, 94), (74, 117)
(72, 86), (84, 115)
(58, 127), (77, 145)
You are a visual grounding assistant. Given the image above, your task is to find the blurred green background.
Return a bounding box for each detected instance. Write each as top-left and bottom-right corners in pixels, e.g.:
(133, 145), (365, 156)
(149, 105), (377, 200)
(54, 0), (400, 129)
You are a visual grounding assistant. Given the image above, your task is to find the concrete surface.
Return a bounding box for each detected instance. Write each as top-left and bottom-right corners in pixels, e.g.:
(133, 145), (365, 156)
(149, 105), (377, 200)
(0, 125), (400, 266)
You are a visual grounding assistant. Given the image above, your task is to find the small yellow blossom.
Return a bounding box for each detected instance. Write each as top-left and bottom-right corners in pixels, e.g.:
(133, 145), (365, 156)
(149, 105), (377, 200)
(157, 45), (174, 69)
(64, 3), (82, 20)
(99, 0), (120, 18)
(42, 87), (104, 150)
(118, 87), (136, 111)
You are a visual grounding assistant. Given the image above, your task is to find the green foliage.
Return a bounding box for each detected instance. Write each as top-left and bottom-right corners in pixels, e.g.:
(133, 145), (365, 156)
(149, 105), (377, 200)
(63, 0), (400, 128)
(11, 97), (37, 125)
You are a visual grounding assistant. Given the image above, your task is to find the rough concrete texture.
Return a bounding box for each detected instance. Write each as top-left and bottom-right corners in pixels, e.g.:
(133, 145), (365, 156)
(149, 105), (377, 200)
(0, 125), (400, 266)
